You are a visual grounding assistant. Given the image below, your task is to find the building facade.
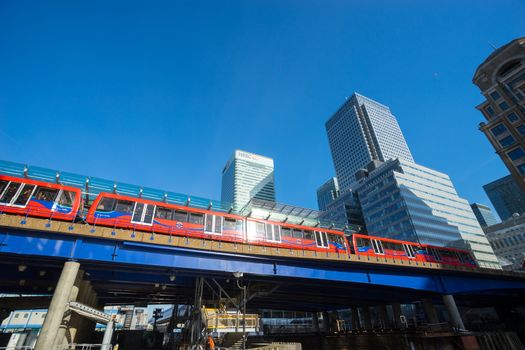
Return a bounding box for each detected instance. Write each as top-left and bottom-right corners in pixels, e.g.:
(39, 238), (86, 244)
(221, 150), (276, 212)
(470, 203), (499, 227)
(473, 37), (525, 193)
(484, 214), (525, 271)
(325, 93), (414, 192)
(316, 177), (340, 211)
(354, 159), (500, 269)
(318, 190), (365, 232)
(483, 175), (525, 221)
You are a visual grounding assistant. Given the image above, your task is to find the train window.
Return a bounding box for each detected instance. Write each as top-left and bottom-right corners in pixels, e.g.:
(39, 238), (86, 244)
(188, 212), (204, 225)
(173, 210), (188, 222)
(143, 205), (155, 224)
(0, 180), (8, 197)
(356, 237), (370, 247)
(428, 248), (441, 261)
(12, 184), (36, 207)
(236, 220), (244, 233)
(0, 182), (22, 204)
(223, 218), (237, 230)
(155, 207), (172, 220)
(96, 197), (116, 212)
(303, 230), (314, 240)
(292, 229), (303, 239)
(57, 191), (76, 208)
(115, 200), (134, 214)
(281, 227), (292, 237)
(132, 203), (144, 222)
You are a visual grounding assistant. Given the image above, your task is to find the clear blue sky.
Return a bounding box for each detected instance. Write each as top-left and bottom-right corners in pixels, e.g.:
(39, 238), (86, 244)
(1, 1), (524, 214)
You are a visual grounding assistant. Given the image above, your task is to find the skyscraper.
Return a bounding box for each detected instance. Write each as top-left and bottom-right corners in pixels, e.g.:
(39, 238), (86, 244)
(473, 37), (525, 193)
(354, 159), (500, 269)
(325, 93), (414, 192)
(316, 177), (340, 211)
(483, 175), (525, 221)
(470, 203), (499, 228)
(221, 150), (276, 212)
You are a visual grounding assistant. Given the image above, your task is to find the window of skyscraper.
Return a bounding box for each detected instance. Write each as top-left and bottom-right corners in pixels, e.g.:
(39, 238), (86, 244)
(490, 90), (501, 100)
(500, 135), (516, 147)
(517, 164), (525, 175)
(518, 125), (525, 136)
(499, 101), (510, 111)
(508, 112), (519, 123)
(508, 147), (525, 161)
(491, 124), (508, 137)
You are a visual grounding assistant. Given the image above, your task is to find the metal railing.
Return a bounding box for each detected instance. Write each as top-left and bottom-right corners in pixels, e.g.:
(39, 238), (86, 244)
(53, 344), (112, 350)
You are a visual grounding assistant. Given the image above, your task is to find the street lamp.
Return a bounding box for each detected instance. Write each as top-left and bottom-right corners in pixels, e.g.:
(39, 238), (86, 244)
(233, 272), (247, 350)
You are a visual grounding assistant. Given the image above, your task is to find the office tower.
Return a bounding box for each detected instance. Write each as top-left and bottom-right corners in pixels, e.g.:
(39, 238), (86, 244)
(318, 189), (365, 231)
(470, 203), (499, 227)
(484, 214), (525, 271)
(221, 150), (276, 212)
(316, 177), (340, 211)
(483, 175), (525, 221)
(355, 160), (500, 269)
(325, 92), (414, 192)
(473, 37), (525, 192)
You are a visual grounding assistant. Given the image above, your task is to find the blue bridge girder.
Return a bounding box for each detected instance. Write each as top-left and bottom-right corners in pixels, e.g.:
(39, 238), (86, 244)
(0, 223), (524, 309)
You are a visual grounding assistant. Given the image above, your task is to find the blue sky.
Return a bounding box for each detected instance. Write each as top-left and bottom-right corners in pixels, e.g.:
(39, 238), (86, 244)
(1, 1), (524, 215)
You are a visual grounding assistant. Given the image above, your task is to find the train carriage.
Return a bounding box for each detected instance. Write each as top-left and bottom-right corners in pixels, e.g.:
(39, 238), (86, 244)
(352, 233), (477, 268)
(0, 175), (82, 221)
(85, 192), (246, 242)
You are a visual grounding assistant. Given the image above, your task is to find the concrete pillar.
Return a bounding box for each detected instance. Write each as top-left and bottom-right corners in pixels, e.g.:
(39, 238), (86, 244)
(53, 271), (84, 348)
(34, 261), (80, 350)
(422, 298), (439, 325)
(361, 307), (372, 330)
(392, 303), (403, 329)
(66, 280), (91, 346)
(351, 307), (360, 331)
(378, 305), (389, 329)
(442, 295), (465, 330)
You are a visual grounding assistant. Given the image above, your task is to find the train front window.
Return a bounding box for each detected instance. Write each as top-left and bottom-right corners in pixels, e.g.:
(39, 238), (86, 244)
(115, 200), (134, 214)
(57, 191), (76, 208)
(0, 182), (22, 204)
(12, 184), (36, 207)
(96, 197), (116, 212)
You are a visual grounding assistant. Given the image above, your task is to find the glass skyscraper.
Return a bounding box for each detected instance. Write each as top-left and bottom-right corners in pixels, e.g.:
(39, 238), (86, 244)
(325, 93), (414, 192)
(355, 160), (500, 269)
(316, 177), (340, 211)
(221, 150), (276, 212)
(483, 175), (525, 221)
(470, 203), (499, 228)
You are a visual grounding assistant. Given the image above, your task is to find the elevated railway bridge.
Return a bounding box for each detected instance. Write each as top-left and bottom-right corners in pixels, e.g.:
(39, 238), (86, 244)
(0, 160), (525, 349)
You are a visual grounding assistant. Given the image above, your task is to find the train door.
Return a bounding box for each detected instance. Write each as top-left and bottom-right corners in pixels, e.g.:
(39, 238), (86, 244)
(131, 202), (155, 226)
(428, 247), (441, 261)
(315, 231), (328, 248)
(265, 224), (281, 242)
(0, 182), (37, 208)
(371, 240), (384, 254)
(403, 243), (415, 258)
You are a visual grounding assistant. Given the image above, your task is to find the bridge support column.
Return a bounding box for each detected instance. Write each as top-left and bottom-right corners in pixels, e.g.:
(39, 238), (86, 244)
(53, 270), (84, 348)
(34, 260), (80, 350)
(351, 307), (360, 331)
(361, 307), (372, 330)
(67, 280), (91, 345)
(442, 295), (465, 330)
(392, 303), (403, 329)
(422, 298), (439, 325)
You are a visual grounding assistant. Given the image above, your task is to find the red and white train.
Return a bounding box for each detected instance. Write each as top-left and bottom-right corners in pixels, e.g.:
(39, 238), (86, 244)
(0, 175), (477, 268)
